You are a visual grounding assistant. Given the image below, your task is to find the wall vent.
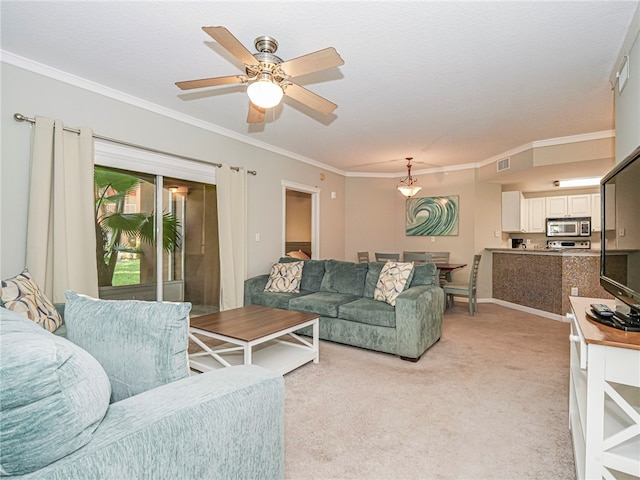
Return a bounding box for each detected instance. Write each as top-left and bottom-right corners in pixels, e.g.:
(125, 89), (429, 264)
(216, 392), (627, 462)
(497, 157), (510, 172)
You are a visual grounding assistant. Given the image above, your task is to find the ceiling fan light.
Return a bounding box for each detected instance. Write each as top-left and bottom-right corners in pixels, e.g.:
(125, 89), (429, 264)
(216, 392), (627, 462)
(247, 79), (283, 109)
(397, 185), (422, 197)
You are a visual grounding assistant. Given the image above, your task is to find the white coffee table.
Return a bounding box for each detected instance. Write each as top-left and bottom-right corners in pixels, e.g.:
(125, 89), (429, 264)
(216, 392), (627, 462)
(188, 305), (319, 375)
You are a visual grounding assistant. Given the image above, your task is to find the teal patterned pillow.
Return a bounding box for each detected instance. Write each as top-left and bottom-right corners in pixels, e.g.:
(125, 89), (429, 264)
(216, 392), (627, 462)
(0, 269), (62, 332)
(374, 262), (415, 306)
(264, 261), (304, 293)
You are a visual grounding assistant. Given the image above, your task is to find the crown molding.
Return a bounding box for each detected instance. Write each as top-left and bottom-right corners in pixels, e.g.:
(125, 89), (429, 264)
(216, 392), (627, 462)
(477, 130), (614, 169)
(1, 50), (344, 176)
(2, 49), (616, 180)
(531, 130), (615, 148)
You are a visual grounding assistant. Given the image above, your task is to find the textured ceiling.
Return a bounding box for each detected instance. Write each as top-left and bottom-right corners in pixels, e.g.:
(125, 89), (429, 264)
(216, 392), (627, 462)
(1, 1), (637, 176)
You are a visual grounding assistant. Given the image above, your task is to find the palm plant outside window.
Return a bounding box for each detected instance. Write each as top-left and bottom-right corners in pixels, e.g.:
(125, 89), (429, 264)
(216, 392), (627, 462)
(94, 166), (220, 315)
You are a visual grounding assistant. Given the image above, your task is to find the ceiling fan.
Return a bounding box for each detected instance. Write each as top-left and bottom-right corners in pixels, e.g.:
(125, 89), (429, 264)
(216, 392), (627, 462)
(176, 26), (344, 123)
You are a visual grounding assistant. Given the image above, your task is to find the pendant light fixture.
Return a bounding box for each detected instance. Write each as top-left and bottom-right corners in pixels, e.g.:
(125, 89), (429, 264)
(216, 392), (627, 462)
(397, 157), (422, 197)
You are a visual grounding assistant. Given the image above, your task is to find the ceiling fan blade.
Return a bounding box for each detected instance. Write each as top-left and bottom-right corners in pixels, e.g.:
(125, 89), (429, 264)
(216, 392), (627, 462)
(247, 103), (266, 123)
(283, 83), (338, 115)
(175, 75), (245, 90)
(279, 47), (344, 78)
(202, 26), (257, 67)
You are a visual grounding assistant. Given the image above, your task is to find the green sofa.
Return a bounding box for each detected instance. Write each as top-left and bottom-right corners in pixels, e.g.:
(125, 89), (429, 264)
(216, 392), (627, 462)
(0, 302), (285, 479)
(244, 259), (444, 361)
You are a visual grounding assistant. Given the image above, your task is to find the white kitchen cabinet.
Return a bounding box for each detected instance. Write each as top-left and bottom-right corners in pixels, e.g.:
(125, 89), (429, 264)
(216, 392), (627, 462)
(591, 193), (601, 232)
(568, 297), (640, 480)
(568, 194), (591, 217)
(546, 194), (593, 218)
(546, 195), (568, 217)
(527, 197), (546, 233)
(501, 191), (528, 232)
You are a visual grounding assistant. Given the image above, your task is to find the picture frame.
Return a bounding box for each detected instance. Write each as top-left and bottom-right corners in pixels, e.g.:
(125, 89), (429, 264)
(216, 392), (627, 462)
(406, 195), (459, 236)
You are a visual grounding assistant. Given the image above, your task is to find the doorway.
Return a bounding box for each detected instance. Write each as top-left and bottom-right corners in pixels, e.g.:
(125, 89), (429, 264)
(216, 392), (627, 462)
(282, 181), (320, 259)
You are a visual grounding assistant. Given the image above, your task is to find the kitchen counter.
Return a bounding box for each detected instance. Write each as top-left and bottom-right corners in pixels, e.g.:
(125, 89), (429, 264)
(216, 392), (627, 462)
(486, 247), (600, 256)
(489, 249), (617, 316)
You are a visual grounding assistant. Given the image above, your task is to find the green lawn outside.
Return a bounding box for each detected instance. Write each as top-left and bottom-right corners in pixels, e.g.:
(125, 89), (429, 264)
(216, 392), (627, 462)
(113, 258), (140, 286)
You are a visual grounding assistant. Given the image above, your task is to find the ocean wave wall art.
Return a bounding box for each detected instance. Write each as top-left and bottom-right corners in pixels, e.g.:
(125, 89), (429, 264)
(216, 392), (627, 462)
(406, 196), (459, 236)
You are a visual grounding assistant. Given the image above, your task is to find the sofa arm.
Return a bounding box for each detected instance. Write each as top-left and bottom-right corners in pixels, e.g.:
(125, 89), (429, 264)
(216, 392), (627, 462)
(394, 285), (444, 359)
(244, 274), (270, 305)
(14, 366), (284, 480)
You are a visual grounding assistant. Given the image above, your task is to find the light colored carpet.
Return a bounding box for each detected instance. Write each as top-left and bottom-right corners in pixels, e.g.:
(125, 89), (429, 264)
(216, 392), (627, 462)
(283, 302), (576, 480)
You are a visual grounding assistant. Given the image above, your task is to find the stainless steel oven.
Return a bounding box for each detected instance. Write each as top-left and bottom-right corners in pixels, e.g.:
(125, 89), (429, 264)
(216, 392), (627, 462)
(546, 217), (591, 237)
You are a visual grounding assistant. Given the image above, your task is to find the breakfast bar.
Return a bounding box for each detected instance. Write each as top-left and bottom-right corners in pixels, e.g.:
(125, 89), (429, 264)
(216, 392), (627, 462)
(486, 248), (618, 316)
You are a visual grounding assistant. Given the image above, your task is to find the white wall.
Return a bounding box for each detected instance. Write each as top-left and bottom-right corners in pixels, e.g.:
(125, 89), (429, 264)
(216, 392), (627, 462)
(613, 3), (640, 162)
(0, 63), (345, 279)
(345, 168), (502, 298)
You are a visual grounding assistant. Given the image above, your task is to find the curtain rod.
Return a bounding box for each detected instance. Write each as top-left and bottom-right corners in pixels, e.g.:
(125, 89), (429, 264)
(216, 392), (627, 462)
(13, 113), (257, 175)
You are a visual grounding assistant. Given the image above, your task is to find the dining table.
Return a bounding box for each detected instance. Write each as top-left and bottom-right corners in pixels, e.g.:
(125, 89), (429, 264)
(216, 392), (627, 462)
(434, 263), (467, 284)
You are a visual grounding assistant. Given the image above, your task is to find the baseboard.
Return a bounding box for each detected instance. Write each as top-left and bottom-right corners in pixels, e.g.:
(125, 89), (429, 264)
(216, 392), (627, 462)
(487, 298), (568, 322)
(448, 297), (568, 322)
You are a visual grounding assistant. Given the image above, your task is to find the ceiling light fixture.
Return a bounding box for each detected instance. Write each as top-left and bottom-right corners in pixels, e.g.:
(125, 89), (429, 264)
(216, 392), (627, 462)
(247, 73), (284, 109)
(397, 157), (422, 197)
(553, 177), (602, 188)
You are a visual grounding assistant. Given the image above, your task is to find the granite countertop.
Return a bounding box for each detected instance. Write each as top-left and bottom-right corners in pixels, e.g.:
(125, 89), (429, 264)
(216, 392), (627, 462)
(486, 247), (601, 256)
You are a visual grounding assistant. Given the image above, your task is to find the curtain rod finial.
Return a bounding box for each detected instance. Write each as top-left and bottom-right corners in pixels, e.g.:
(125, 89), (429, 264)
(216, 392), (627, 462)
(14, 113), (34, 123)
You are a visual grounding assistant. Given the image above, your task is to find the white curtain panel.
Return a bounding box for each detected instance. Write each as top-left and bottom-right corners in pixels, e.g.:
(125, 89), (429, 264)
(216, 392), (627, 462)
(26, 116), (99, 302)
(216, 164), (248, 310)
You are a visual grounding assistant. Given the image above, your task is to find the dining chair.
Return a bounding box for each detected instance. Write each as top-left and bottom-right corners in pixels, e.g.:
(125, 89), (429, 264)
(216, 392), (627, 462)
(443, 254), (482, 316)
(375, 252), (400, 262)
(357, 251), (370, 263)
(428, 252), (451, 283)
(429, 252), (450, 264)
(402, 251), (432, 264)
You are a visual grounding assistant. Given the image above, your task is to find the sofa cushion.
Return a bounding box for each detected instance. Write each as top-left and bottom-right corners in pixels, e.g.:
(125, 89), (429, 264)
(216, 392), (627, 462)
(0, 308), (111, 476)
(363, 262), (385, 298)
(0, 269), (63, 332)
(374, 261), (414, 306)
(264, 261), (304, 293)
(64, 291), (191, 403)
(250, 290), (314, 309)
(288, 292), (360, 318)
(319, 259), (368, 296)
(279, 258), (326, 292)
(410, 262), (438, 287)
(338, 298), (396, 328)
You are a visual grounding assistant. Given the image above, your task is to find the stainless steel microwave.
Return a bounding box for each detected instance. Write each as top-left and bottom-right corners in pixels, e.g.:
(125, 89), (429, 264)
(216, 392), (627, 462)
(546, 217), (591, 237)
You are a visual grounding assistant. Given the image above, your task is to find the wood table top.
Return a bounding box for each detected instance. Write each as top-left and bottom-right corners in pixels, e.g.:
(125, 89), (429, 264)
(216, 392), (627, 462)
(435, 263), (466, 271)
(570, 296), (640, 351)
(190, 305), (319, 342)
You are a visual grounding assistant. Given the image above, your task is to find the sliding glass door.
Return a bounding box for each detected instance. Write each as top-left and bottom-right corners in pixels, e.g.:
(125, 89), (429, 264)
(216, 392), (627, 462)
(95, 165), (219, 315)
(165, 177), (220, 316)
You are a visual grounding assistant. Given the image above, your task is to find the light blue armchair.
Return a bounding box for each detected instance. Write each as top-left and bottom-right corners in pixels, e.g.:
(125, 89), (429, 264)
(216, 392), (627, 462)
(0, 301), (285, 479)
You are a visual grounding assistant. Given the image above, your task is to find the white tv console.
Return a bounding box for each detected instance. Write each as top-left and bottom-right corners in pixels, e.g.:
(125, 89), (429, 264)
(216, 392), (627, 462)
(568, 296), (640, 480)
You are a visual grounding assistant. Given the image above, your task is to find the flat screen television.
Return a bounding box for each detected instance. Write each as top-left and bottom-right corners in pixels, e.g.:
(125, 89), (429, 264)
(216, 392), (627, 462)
(600, 144), (640, 325)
